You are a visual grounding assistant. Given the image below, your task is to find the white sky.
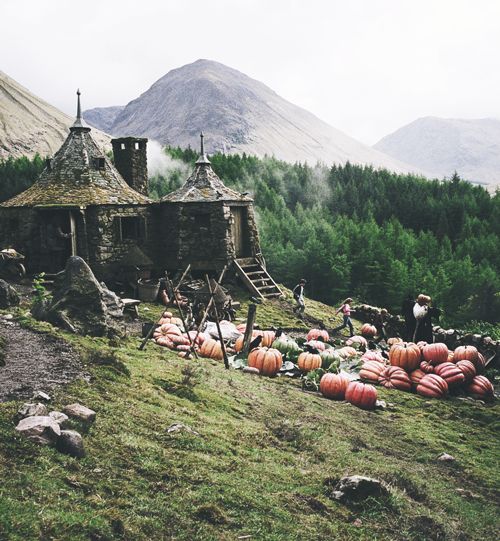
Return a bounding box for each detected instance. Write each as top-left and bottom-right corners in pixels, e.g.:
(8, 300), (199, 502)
(1, 0), (499, 144)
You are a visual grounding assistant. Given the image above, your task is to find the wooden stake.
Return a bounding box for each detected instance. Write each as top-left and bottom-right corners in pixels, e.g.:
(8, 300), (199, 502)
(138, 264), (191, 351)
(242, 303), (257, 355)
(165, 273), (198, 359)
(206, 274), (229, 369)
(192, 265), (227, 347)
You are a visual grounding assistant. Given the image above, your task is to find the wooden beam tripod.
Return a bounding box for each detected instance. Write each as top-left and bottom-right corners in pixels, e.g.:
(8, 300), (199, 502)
(138, 264), (191, 351)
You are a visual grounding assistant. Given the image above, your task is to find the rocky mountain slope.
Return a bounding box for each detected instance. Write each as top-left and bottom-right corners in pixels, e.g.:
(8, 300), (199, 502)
(374, 117), (500, 188)
(0, 71), (109, 160)
(83, 59), (414, 173)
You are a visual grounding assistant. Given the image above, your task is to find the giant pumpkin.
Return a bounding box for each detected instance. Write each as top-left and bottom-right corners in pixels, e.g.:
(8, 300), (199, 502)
(319, 373), (349, 400)
(466, 375), (494, 401)
(416, 374), (448, 399)
(378, 366), (412, 391)
(455, 360), (476, 383)
(307, 328), (329, 342)
(345, 382), (377, 410)
(247, 347), (283, 376)
(297, 352), (322, 373)
(453, 345), (479, 367)
(434, 362), (465, 388)
(360, 324), (377, 339)
(337, 346), (358, 359)
(199, 338), (224, 360)
(389, 342), (421, 372)
(235, 330), (276, 351)
(409, 368), (426, 389)
(422, 343), (449, 365)
(359, 361), (386, 384)
(361, 351), (386, 364)
(320, 348), (342, 369)
(346, 335), (368, 349)
(305, 340), (327, 352)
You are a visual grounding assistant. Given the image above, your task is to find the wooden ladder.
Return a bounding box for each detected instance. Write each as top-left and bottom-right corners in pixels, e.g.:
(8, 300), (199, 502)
(233, 258), (282, 300)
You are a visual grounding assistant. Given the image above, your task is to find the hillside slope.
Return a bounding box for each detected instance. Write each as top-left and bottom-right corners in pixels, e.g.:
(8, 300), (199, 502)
(84, 59), (416, 173)
(0, 291), (498, 541)
(0, 71), (110, 160)
(374, 117), (500, 188)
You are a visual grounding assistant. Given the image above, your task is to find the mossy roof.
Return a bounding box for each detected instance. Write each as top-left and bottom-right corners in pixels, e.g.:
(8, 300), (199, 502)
(1, 126), (151, 208)
(162, 159), (252, 204)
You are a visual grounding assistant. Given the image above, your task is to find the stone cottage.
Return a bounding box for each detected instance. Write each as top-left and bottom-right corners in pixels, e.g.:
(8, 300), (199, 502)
(0, 92), (281, 298)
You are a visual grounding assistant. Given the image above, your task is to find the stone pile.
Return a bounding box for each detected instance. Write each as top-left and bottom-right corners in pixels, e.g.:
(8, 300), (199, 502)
(14, 392), (95, 458)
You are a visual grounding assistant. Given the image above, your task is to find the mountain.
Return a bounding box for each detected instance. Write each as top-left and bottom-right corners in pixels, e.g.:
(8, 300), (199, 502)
(374, 117), (500, 188)
(83, 105), (124, 133)
(0, 70), (110, 160)
(83, 59), (414, 173)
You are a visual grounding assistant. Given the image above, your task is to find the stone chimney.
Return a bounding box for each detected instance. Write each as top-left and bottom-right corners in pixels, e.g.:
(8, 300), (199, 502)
(111, 137), (148, 196)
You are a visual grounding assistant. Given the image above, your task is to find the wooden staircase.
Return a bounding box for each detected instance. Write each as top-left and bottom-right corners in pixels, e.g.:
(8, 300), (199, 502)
(233, 258), (282, 300)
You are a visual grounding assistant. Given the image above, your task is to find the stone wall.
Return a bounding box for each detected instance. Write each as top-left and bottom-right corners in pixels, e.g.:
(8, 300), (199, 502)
(353, 303), (499, 361)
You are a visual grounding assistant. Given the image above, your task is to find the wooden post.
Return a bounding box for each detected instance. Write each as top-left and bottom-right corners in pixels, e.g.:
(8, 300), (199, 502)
(192, 265), (227, 347)
(242, 303), (257, 355)
(138, 264), (191, 351)
(165, 273), (198, 359)
(206, 274), (229, 369)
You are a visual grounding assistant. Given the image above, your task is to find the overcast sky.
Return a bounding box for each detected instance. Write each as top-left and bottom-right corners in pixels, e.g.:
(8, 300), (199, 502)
(1, 0), (499, 144)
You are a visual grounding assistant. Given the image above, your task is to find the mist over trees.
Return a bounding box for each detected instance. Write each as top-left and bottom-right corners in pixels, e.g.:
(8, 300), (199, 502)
(1, 150), (499, 328)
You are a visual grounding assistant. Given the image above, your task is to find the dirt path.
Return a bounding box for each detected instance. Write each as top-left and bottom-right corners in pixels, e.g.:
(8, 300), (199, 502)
(0, 319), (85, 402)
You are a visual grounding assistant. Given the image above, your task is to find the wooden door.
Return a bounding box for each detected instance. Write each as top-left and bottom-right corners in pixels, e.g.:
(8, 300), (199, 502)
(231, 207), (245, 257)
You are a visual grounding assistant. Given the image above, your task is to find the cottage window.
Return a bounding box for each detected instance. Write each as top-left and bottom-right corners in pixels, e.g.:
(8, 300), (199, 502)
(120, 143), (126, 150)
(116, 216), (147, 240)
(92, 157), (105, 170)
(135, 142), (140, 150)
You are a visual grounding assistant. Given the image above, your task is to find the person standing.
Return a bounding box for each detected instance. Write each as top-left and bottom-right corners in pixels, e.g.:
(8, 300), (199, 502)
(401, 293), (416, 341)
(413, 294), (431, 342)
(292, 279), (306, 317)
(333, 297), (355, 337)
(373, 308), (388, 342)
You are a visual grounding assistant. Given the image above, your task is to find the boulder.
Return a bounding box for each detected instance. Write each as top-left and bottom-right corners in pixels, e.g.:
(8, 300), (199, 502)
(63, 403), (96, 422)
(49, 411), (69, 426)
(0, 279), (20, 309)
(437, 453), (456, 462)
(43, 256), (124, 337)
(15, 415), (61, 445)
(330, 475), (387, 502)
(33, 391), (51, 402)
(17, 402), (48, 418)
(56, 429), (85, 458)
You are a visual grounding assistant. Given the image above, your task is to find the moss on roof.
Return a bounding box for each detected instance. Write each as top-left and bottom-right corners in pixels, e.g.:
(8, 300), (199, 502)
(1, 127), (151, 208)
(161, 162), (252, 204)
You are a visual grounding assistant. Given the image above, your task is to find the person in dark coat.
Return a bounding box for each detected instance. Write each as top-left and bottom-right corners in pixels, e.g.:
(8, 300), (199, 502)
(418, 304), (441, 343)
(292, 279), (306, 317)
(401, 293), (416, 341)
(373, 309), (388, 342)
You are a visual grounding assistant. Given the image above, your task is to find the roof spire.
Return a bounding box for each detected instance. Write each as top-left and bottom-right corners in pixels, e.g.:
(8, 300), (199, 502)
(76, 88), (82, 120)
(71, 88), (89, 130)
(196, 131), (211, 165)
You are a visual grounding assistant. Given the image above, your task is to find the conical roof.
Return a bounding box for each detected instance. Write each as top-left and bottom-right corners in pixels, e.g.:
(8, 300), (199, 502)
(162, 133), (252, 203)
(1, 91), (151, 208)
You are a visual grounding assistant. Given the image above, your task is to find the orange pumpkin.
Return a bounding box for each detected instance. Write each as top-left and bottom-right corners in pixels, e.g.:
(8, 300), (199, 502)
(235, 330), (276, 351)
(410, 368), (426, 389)
(434, 362), (465, 388)
(387, 337), (403, 347)
(455, 360), (476, 383)
(476, 352), (486, 374)
(319, 373), (350, 399)
(453, 345), (479, 367)
(345, 382), (377, 410)
(247, 347), (283, 376)
(360, 324), (377, 339)
(359, 361), (386, 384)
(306, 340), (327, 352)
(199, 338), (224, 360)
(337, 346), (358, 359)
(307, 328), (329, 342)
(389, 342), (421, 372)
(346, 335), (368, 349)
(420, 360), (435, 374)
(378, 366), (412, 391)
(466, 375), (494, 401)
(422, 343), (449, 365)
(416, 374), (448, 399)
(297, 352), (322, 373)
(361, 351), (385, 364)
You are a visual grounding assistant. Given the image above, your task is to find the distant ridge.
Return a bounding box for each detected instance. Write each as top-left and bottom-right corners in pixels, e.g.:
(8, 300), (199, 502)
(84, 59), (416, 173)
(0, 70), (110, 160)
(374, 117), (500, 188)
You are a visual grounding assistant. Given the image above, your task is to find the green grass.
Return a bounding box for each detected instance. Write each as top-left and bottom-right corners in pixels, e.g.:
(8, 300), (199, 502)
(0, 294), (498, 540)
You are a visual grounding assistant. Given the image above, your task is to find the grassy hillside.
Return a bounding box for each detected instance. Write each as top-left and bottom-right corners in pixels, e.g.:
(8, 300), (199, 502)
(0, 293), (498, 541)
